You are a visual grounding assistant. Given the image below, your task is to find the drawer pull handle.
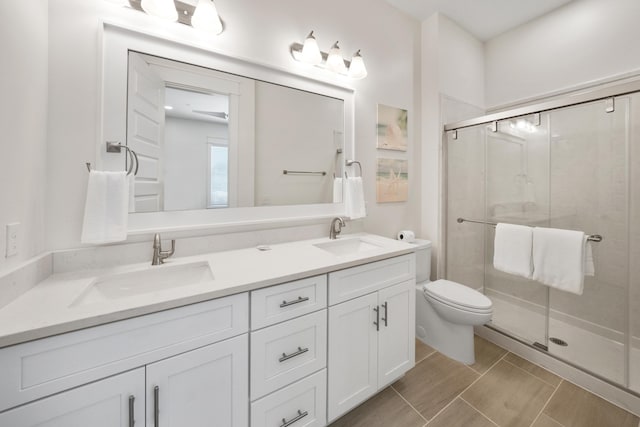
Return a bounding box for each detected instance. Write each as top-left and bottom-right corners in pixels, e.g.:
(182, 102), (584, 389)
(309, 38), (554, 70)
(154, 386), (160, 427)
(128, 395), (135, 427)
(281, 410), (309, 427)
(373, 305), (380, 331)
(382, 301), (388, 327)
(280, 296), (309, 308)
(279, 346), (309, 362)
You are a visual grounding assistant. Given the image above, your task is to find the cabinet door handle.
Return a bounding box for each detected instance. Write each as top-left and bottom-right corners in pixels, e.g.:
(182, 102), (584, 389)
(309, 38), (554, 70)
(154, 386), (160, 427)
(279, 346), (309, 362)
(373, 305), (379, 331)
(382, 301), (388, 327)
(280, 410), (309, 427)
(128, 395), (135, 427)
(280, 296), (309, 308)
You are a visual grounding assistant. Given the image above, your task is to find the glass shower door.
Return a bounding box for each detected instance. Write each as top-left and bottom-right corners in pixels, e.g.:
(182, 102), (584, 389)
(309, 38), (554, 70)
(445, 125), (486, 290)
(483, 116), (550, 346)
(546, 98), (629, 385)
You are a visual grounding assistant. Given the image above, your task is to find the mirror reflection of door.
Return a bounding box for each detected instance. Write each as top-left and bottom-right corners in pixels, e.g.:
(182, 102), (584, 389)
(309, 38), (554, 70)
(127, 51), (252, 213)
(127, 52), (165, 212)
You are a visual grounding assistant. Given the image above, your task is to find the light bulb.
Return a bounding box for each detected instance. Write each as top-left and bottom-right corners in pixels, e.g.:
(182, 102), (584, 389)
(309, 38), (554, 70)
(141, 0), (178, 21)
(191, 0), (223, 35)
(326, 41), (347, 74)
(348, 50), (367, 79)
(301, 31), (322, 65)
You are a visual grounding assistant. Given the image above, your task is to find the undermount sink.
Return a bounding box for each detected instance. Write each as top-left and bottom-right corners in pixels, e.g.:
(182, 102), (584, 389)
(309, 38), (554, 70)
(71, 261), (214, 306)
(313, 237), (383, 256)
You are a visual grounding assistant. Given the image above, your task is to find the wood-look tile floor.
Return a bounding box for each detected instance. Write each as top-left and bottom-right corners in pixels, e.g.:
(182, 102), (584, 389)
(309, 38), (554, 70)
(329, 336), (640, 427)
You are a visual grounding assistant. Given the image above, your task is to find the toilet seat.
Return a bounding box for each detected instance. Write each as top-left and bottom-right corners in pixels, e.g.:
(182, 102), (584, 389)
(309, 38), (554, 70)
(423, 279), (492, 312)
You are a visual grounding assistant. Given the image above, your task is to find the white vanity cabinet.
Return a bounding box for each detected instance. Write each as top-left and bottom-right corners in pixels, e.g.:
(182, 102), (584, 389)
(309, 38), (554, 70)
(327, 255), (416, 422)
(0, 293), (249, 427)
(0, 368), (145, 427)
(146, 335), (248, 427)
(250, 275), (328, 427)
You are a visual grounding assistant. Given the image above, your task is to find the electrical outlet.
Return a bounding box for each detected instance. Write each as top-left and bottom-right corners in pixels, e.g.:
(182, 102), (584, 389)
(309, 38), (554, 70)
(5, 223), (20, 257)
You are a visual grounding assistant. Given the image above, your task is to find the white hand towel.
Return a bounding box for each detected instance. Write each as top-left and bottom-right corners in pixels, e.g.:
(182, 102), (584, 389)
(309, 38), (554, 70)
(584, 239), (595, 277)
(81, 171), (129, 244)
(345, 176), (366, 219)
(333, 177), (343, 203)
(532, 227), (587, 295)
(128, 174), (136, 213)
(493, 223), (533, 279)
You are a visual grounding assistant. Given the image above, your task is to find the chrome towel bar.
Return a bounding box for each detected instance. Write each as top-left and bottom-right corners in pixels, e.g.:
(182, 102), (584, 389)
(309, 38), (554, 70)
(282, 169), (327, 176)
(456, 217), (603, 242)
(345, 159), (362, 178)
(86, 141), (139, 176)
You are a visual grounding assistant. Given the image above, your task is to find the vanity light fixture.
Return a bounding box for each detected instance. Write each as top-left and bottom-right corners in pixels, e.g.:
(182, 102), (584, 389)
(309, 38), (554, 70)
(107, 0), (225, 34)
(141, 0), (178, 21)
(326, 42), (347, 74)
(300, 31), (323, 65)
(191, 0), (224, 35)
(291, 31), (368, 80)
(348, 50), (368, 79)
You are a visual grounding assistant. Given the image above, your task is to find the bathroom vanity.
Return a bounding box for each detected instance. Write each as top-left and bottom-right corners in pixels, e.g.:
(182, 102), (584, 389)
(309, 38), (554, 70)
(0, 234), (415, 426)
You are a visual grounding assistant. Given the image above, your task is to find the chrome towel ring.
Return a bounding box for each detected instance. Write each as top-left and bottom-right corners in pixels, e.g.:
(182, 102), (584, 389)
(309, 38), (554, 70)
(86, 141), (139, 176)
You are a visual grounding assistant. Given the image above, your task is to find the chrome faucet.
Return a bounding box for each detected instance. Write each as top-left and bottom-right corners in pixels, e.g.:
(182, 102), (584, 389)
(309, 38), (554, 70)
(152, 233), (175, 265)
(329, 217), (346, 240)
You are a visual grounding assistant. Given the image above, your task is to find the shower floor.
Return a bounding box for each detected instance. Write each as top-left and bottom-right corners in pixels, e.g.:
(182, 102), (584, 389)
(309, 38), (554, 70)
(489, 294), (640, 393)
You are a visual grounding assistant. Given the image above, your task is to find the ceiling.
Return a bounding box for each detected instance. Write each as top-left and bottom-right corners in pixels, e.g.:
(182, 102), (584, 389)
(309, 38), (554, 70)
(384, 0), (573, 41)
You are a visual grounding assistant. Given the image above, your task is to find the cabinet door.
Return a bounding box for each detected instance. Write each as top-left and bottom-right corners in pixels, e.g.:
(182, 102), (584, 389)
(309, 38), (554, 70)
(0, 368), (144, 427)
(146, 334), (248, 427)
(378, 280), (415, 387)
(327, 292), (378, 422)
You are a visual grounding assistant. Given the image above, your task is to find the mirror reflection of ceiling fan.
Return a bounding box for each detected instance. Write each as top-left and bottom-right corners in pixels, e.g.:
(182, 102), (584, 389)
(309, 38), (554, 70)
(191, 110), (228, 120)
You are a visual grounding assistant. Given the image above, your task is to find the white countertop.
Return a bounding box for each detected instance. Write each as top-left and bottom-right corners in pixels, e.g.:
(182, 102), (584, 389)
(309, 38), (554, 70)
(0, 233), (416, 348)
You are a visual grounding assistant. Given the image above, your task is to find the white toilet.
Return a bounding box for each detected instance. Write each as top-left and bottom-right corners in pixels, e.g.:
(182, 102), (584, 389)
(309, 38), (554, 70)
(413, 240), (493, 365)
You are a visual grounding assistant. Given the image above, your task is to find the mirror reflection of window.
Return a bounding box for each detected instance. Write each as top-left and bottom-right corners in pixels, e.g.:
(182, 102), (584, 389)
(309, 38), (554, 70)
(208, 141), (229, 208)
(163, 87), (230, 211)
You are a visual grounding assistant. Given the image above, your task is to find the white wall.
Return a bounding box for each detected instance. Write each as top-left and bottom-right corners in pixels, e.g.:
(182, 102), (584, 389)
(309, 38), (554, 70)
(420, 13), (485, 277)
(45, 0), (421, 251)
(0, 1), (48, 275)
(485, 0), (640, 109)
(254, 81), (342, 207)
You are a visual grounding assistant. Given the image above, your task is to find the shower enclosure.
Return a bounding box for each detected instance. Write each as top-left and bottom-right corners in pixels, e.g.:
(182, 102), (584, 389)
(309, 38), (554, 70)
(443, 81), (640, 394)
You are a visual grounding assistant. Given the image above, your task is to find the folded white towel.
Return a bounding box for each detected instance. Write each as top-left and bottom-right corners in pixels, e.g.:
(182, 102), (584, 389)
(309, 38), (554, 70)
(532, 227), (588, 295)
(345, 177), (366, 219)
(333, 177), (343, 204)
(493, 223), (533, 279)
(81, 171), (129, 244)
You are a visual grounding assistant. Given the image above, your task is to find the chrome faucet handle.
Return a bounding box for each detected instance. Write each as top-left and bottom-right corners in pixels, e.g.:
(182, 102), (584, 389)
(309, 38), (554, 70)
(329, 217), (347, 239)
(152, 233), (176, 265)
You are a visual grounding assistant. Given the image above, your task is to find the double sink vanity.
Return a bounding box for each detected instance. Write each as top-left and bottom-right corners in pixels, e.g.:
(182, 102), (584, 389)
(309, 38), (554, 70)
(0, 233), (417, 427)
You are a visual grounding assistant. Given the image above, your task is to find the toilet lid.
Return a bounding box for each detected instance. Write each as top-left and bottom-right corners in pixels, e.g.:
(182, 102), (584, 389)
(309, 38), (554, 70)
(423, 279), (492, 311)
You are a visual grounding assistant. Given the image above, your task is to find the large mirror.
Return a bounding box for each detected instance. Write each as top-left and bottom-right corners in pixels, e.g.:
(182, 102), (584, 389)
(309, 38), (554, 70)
(100, 23), (354, 233)
(127, 52), (345, 213)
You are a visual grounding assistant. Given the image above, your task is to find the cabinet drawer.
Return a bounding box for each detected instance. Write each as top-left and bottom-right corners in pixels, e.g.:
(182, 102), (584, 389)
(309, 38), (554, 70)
(328, 254), (415, 305)
(251, 369), (326, 427)
(0, 293), (248, 412)
(251, 310), (327, 400)
(251, 275), (327, 330)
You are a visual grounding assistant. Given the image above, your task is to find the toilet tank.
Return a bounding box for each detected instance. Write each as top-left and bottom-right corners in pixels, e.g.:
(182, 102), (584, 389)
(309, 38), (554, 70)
(411, 239), (432, 283)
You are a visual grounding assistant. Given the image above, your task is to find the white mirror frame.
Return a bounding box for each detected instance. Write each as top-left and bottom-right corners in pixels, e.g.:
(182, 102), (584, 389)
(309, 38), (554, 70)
(99, 22), (355, 237)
